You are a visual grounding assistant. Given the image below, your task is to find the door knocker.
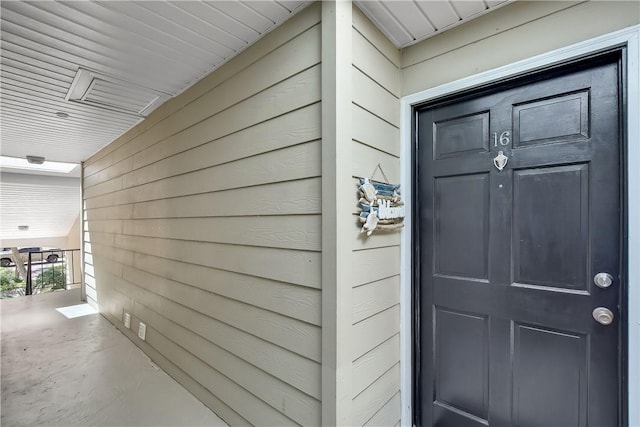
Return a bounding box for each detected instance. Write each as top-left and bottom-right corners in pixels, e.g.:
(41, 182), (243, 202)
(493, 151), (508, 171)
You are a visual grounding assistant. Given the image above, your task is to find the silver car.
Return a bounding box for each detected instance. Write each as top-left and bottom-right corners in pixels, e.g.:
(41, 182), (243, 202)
(0, 247), (63, 267)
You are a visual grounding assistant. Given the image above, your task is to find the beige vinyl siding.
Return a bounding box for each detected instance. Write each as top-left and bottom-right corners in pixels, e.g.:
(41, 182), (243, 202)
(402, 0), (640, 96)
(82, 4), (322, 426)
(350, 6), (402, 426)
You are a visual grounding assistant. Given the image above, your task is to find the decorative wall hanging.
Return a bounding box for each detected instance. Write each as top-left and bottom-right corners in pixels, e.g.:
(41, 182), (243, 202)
(356, 164), (405, 236)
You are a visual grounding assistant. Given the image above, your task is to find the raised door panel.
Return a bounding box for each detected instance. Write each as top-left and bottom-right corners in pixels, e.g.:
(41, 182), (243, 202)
(513, 323), (587, 427)
(434, 112), (490, 159)
(434, 308), (489, 423)
(434, 174), (490, 280)
(513, 164), (589, 290)
(513, 90), (589, 147)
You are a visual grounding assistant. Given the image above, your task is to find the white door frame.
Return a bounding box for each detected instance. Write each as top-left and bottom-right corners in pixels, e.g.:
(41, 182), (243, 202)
(400, 25), (640, 427)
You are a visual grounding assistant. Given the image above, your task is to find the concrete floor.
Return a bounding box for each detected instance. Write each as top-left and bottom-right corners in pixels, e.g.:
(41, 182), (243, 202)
(1, 289), (227, 427)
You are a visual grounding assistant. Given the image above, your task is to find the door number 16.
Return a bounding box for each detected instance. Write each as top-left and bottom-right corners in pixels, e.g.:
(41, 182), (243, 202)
(492, 131), (511, 147)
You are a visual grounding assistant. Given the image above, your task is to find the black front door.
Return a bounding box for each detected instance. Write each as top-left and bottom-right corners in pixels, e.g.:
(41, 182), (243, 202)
(415, 54), (622, 427)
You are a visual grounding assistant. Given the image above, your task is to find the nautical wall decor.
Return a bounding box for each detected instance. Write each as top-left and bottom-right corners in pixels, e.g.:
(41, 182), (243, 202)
(356, 165), (405, 236)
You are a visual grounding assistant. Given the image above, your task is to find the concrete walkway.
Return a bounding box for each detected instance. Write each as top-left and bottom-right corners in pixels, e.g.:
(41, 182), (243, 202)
(1, 289), (227, 427)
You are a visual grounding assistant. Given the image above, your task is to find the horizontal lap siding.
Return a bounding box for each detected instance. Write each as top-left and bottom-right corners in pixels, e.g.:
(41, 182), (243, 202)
(350, 7), (402, 427)
(82, 5), (322, 426)
(401, 1), (640, 96)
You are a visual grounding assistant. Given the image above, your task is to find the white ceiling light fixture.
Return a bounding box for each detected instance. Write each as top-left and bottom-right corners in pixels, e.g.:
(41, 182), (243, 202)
(0, 156), (78, 174)
(66, 67), (171, 118)
(26, 155), (45, 165)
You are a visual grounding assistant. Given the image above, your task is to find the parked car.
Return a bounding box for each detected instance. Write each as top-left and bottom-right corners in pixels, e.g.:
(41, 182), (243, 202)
(0, 247), (63, 267)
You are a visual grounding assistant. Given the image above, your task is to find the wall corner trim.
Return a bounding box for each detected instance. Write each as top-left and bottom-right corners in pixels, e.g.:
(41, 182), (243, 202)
(321, 1), (354, 426)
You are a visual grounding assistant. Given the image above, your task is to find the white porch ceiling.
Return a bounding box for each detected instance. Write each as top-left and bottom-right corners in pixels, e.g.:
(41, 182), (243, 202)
(355, 0), (511, 48)
(0, 0), (309, 164)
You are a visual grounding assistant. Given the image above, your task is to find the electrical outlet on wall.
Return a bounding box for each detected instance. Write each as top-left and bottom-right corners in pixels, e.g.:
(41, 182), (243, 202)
(123, 312), (131, 329)
(138, 322), (146, 341)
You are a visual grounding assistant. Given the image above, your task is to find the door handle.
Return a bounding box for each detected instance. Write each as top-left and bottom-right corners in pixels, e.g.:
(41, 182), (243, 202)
(592, 307), (614, 325)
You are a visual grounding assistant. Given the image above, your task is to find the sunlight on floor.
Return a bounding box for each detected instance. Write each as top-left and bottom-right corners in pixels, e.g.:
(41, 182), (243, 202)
(55, 303), (97, 319)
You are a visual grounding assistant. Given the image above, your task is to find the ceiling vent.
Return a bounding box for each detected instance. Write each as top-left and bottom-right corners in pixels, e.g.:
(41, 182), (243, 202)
(65, 68), (171, 117)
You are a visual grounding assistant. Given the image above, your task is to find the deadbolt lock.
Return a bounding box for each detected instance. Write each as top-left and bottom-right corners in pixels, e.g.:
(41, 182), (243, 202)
(593, 272), (613, 289)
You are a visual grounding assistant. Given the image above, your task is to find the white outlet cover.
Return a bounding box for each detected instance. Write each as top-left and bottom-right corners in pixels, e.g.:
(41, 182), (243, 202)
(123, 312), (131, 329)
(138, 322), (146, 340)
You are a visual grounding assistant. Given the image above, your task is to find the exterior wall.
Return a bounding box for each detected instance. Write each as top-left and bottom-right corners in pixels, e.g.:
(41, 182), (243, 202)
(350, 7), (402, 426)
(81, 4), (322, 426)
(402, 0), (640, 96)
